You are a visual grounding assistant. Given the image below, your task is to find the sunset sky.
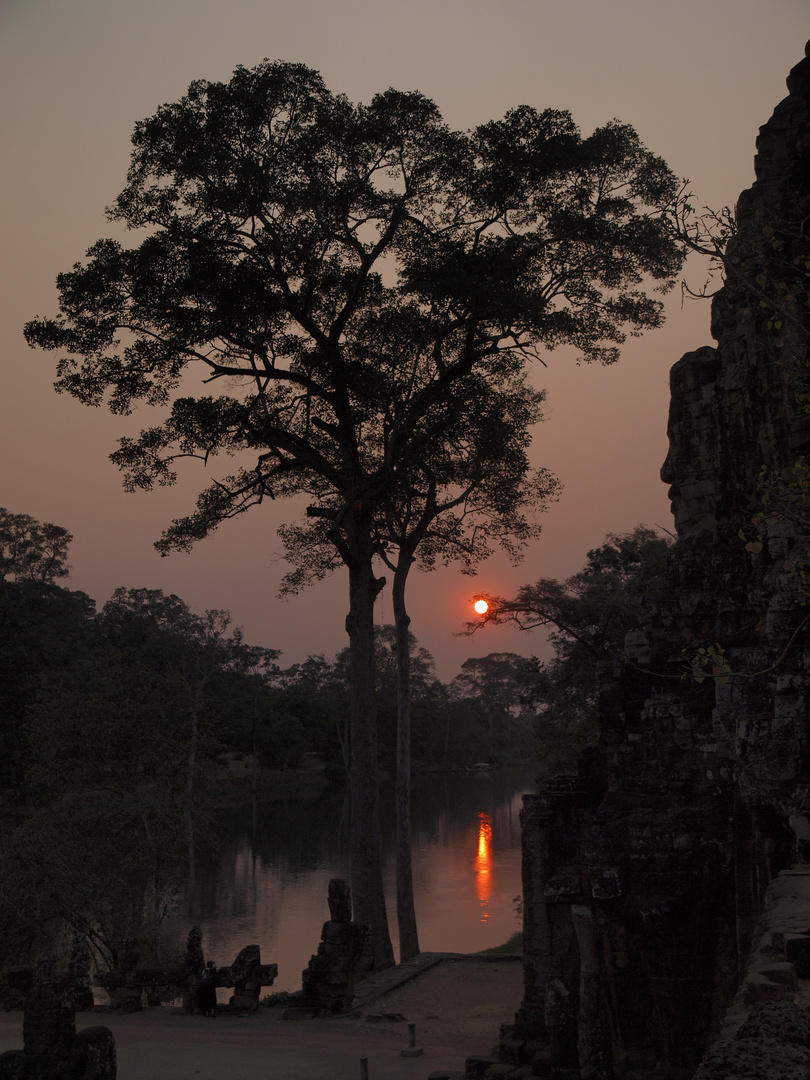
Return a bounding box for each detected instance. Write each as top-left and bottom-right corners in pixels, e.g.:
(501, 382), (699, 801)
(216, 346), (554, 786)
(1, 2), (807, 679)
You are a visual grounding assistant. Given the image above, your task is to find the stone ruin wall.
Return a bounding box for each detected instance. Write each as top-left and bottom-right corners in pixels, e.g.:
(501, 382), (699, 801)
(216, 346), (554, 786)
(511, 42), (810, 1080)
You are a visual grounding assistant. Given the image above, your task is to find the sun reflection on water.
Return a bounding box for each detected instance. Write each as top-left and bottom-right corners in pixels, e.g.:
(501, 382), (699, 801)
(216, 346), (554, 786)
(475, 811), (493, 920)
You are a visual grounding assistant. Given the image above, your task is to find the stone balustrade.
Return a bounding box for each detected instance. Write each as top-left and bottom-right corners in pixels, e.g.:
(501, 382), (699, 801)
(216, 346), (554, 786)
(95, 927), (276, 1012)
(0, 955), (115, 1080)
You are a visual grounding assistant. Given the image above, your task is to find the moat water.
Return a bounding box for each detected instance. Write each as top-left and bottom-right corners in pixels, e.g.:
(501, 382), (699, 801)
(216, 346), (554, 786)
(164, 767), (534, 992)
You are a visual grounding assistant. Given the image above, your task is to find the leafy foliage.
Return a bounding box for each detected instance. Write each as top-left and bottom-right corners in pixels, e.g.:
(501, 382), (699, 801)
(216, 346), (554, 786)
(0, 508), (72, 585)
(450, 653), (535, 763)
(0, 510), (86, 790)
(2, 795), (185, 971)
(0, 508), (544, 972)
(470, 526), (672, 770)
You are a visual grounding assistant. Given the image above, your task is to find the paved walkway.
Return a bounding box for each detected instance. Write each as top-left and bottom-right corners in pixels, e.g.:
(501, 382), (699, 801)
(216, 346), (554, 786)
(0, 954), (524, 1080)
(350, 951), (521, 1012)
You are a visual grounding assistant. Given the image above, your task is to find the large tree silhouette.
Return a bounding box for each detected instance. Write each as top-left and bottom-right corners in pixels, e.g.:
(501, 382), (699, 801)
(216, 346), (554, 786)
(280, 361), (559, 959)
(26, 59), (683, 969)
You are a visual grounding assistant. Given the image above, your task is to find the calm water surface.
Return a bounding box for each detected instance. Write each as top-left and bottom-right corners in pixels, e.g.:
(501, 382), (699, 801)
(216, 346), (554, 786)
(165, 767), (533, 991)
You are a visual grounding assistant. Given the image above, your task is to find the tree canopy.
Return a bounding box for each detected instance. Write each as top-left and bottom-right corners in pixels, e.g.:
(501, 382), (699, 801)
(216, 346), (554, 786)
(469, 526), (672, 769)
(0, 508), (72, 585)
(25, 60), (682, 557)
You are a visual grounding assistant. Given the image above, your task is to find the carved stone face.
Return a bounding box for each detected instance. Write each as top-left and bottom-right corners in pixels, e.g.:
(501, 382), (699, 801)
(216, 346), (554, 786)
(661, 347), (721, 539)
(659, 447), (677, 504)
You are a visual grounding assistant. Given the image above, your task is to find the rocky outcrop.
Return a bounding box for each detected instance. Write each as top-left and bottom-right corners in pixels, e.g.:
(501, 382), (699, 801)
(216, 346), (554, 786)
(506, 41), (810, 1080)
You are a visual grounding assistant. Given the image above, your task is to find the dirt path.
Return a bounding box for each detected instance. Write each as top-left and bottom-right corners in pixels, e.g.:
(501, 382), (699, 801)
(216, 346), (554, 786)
(0, 958), (523, 1080)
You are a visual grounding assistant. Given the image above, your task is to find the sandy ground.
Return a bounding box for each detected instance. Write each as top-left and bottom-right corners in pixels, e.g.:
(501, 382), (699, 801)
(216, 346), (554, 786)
(0, 958), (523, 1080)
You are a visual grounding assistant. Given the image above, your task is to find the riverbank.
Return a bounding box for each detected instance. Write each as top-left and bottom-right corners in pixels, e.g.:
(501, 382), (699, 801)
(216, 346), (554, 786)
(206, 751), (333, 802)
(206, 754), (538, 805)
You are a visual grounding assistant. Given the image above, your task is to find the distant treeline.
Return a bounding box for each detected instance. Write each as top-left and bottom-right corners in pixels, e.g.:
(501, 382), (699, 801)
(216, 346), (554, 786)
(0, 510), (538, 808)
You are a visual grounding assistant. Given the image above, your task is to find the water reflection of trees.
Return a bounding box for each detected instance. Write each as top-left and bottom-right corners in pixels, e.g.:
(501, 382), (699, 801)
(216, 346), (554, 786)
(401, 768), (532, 848)
(196, 785), (350, 897)
(194, 767), (532, 914)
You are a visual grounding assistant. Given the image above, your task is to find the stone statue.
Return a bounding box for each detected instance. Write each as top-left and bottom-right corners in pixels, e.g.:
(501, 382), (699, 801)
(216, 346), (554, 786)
(291, 878), (367, 1015)
(0, 954), (116, 1079)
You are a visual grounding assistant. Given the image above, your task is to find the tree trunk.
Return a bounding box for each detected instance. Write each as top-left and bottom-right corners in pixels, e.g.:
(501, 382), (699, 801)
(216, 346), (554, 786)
(184, 804), (197, 918)
(346, 530), (394, 973)
(153, 868), (162, 965)
(185, 694), (200, 917)
(251, 691), (260, 794)
(186, 691), (200, 801)
(393, 556), (420, 961)
(133, 794), (163, 964)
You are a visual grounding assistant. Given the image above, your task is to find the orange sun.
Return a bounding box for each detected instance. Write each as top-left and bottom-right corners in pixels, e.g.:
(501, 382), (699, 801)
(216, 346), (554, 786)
(474, 599), (489, 615)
